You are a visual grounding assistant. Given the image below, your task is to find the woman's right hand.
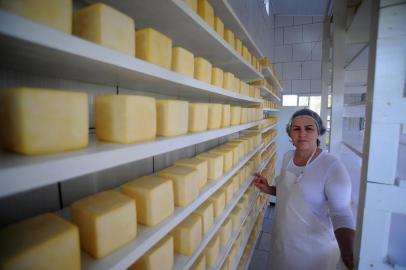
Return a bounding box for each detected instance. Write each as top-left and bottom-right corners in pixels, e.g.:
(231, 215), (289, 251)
(252, 173), (273, 194)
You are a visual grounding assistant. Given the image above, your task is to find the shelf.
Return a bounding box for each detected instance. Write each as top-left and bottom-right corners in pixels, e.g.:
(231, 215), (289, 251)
(243, 227), (261, 270)
(0, 120), (264, 198)
(175, 179), (259, 270)
(77, 143), (264, 270)
(261, 123), (277, 134)
(0, 11), (261, 105)
(346, 0), (371, 44)
(343, 103), (366, 118)
(342, 131), (364, 157)
(263, 108), (279, 112)
(208, 0), (264, 58)
(261, 66), (283, 92)
(260, 139), (276, 156)
(85, 0), (263, 81)
(259, 85), (281, 102)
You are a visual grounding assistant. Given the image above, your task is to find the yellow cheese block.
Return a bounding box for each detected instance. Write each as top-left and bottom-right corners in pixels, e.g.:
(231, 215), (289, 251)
(209, 148), (233, 172)
(185, 0), (197, 12)
(229, 138), (249, 155)
(242, 46), (249, 61)
(233, 77), (241, 93)
(249, 85), (256, 98)
(197, 0), (214, 28)
(0, 0), (71, 33)
(194, 57), (212, 84)
(240, 108), (248, 124)
(231, 174), (240, 192)
(175, 158), (208, 189)
(230, 206), (243, 230)
(229, 245), (237, 267)
(70, 190), (136, 259)
(219, 218), (232, 247)
(239, 82), (250, 96)
(0, 213), (80, 270)
(136, 28), (172, 69)
(172, 47), (194, 77)
(159, 165), (199, 207)
(95, 95), (156, 144)
(230, 106), (241, 126)
(173, 214), (202, 256)
(211, 67), (224, 88)
(188, 103), (208, 133)
(130, 236), (173, 270)
(193, 201), (214, 235)
(214, 16), (224, 37)
(224, 29), (235, 49)
(238, 169), (246, 186)
(221, 104), (231, 128)
(218, 144), (239, 165)
(247, 51), (252, 64)
(223, 72), (235, 91)
(196, 152), (224, 180)
(208, 103), (222, 130)
(207, 190), (226, 219)
(156, 100), (188, 136)
(73, 3), (134, 56)
(224, 141), (244, 160)
(121, 175), (174, 226)
(221, 179), (235, 205)
(205, 235), (220, 268)
(0, 88), (88, 155)
(235, 38), (242, 55)
(191, 254), (206, 270)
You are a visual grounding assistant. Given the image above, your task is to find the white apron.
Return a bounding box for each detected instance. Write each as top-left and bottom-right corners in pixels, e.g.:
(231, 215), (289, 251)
(270, 154), (341, 270)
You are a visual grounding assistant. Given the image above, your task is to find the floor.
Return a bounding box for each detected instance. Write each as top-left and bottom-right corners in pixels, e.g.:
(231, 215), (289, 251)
(248, 204), (275, 270)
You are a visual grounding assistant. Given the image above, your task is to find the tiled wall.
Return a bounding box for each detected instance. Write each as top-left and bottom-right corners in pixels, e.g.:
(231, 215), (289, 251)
(273, 15), (324, 95)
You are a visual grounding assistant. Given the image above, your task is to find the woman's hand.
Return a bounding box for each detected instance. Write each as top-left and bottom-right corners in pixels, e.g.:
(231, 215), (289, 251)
(252, 173), (274, 195)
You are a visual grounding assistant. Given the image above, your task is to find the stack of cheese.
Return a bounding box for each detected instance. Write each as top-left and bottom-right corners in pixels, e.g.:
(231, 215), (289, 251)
(261, 116), (278, 130)
(263, 129), (278, 145)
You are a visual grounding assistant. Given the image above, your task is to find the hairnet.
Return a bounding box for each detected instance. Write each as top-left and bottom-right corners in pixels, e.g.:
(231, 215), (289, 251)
(286, 109), (326, 136)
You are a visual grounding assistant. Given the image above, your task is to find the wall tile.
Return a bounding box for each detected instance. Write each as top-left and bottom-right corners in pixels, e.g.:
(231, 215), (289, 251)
(274, 45), (292, 63)
(274, 63), (283, 78)
(302, 61), (322, 79)
(303, 23), (323, 42)
(274, 27), (284, 46)
(292, 43), (312, 61)
(284, 25), (302, 44)
(313, 16), (325, 23)
(311, 79), (322, 93)
(292, 79), (311, 94)
(282, 80), (292, 94)
(294, 16), (313, 25)
(275, 16), (293, 27)
(283, 62), (301, 80)
(311, 41), (323, 61)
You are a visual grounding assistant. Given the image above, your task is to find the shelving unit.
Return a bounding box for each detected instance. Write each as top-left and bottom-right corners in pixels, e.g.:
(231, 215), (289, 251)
(263, 108), (279, 112)
(261, 66), (283, 93)
(261, 123), (277, 134)
(259, 85), (281, 102)
(242, 227), (261, 270)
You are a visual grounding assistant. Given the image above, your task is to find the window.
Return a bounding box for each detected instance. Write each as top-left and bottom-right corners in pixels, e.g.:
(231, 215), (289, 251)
(309, 96), (321, 115)
(264, 0), (270, 15)
(282, 95), (298, 106)
(328, 94), (332, 108)
(298, 96), (309, 106)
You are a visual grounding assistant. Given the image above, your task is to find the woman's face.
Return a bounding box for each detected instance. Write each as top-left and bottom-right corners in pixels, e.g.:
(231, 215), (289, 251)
(289, 116), (319, 150)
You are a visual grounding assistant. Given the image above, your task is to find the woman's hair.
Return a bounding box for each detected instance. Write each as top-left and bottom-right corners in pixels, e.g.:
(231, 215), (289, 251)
(286, 109), (326, 146)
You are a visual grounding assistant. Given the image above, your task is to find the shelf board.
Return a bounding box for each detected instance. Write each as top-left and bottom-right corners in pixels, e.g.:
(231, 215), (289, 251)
(259, 85), (281, 102)
(78, 143), (264, 270)
(208, 0), (264, 58)
(261, 123), (277, 134)
(263, 108), (279, 112)
(243, 227), (261, 270)
(0, 120), (264, 198)
(260, 138), (276, 156)
(342, 131), (364, 157)
(346, 0), (371, 44)
(343, 103), (366, 118)
(0, 11), (261, 105)
(85, 0), (263, 81)
(261, 66), (283, 92)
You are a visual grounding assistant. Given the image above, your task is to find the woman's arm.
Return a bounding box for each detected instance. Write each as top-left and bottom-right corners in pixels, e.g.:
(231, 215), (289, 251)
(252, 173), (276, 195)
(335, 227), (354, 270)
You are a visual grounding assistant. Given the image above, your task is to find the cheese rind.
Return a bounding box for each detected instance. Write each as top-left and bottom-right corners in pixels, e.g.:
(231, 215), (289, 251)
(223, 72), (235, 91)
(211, 67), (224, 88)
(175, 158), (208, 189)
(221, 180), (235, 205)
(0, 88), (88, 155)
(192, 202), (214, 235)
(173, 214), (202, 256)
(0, 0), (72, 33)
(235, 38), (242, 55)
(224, 29), (235, 49)
(197, 0), (214, 28)
(130, 236), (174, 270)
(240, 108), (248, 124)
(209, 148), (233, 173)
(195, 152), (224, 180)
(207, 190), (226, 218)
(95, 95), (156, 144)
(136, 28), (172, 69)
(156, 100), (189, 136)
(214, 16), (224, 37)
(205, 235), (220, 268)
(70, 190), (137, 259)
(230, 106), (241, 126)
(73, 3), (135, 56)
(159, 165), (199, 206)
(194, 57), (212, 84)
(207, 103), (222, 130)
(0, 213), (80, 270)
(172, 47), (194, 77)
(121, 176), (174, 226)
(188, 103), (208, 133)
(221, 104), (231, 128)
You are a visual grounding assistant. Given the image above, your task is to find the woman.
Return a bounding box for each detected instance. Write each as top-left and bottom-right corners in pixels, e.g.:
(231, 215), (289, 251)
(254, 109), (355, 270)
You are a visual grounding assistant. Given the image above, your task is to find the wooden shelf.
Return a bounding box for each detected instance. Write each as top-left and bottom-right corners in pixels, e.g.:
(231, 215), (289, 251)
(0, 121), (264, 198)
(261, 66), (283, 92)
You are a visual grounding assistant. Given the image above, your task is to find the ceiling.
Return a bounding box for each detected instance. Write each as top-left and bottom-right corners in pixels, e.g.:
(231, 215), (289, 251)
(270, 0), (328, 15)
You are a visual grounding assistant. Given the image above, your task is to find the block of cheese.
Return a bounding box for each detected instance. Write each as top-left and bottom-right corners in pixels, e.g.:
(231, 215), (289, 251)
(247, 51), (252, 64)
(211, 67), (224, 87)
(233, 77), (241, 93)
(207, 103), (222, 130)
(230, 106), (241, 126)
(185, 0), (197, 12)
(196, 152), (224, 180)
(207, 190), (226, 219)
(73, 3), (134, 56)
(240, 108), (248, 124)
(218, 144), (239, 165)
(231, 174), (240, 192)
(71, 190), (136, 258)
(221, 104), (231, 128)
(121, 175), (174, 226)
(192, 201), (214, 235)
(229, 138), (249, 155)
(130, 236), (173, 270)
(249, 85), (256, 98)
(175, 158), (208, 189)
(235, 38), (242, 55)
(219, 218), (232, 247)
(223, 72), (235, 91)
(214, 16), (224, 37)
(229, 206), (243, 230)
(191, 254), (206, 270)
(156, 100), (188, 136)
(239, 82), (250, 96)
(238, 169), (246, 186)
(221, 179), (235, 205)
(197, 0), (214, 28)
(242, 45), (249, 61)
(194, 57), (212, 84)
(159, 165), (199, 206)
(205, 235), (220, 268)
(95, 95), (156, 144)
(188, 103), (208, 133)
(209, 148), (233, 172)
(224, 141), (244, 160)
(224, 29), (235, 49)
(172, 47), (194, 77)
(0, 213), (80, 270)
(0, 0), (71, 33)
(136, 28), (172, 69)
(0, 88), (88, 155)
(173, 214), (202, 256)
(239, 194), (249, 209)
